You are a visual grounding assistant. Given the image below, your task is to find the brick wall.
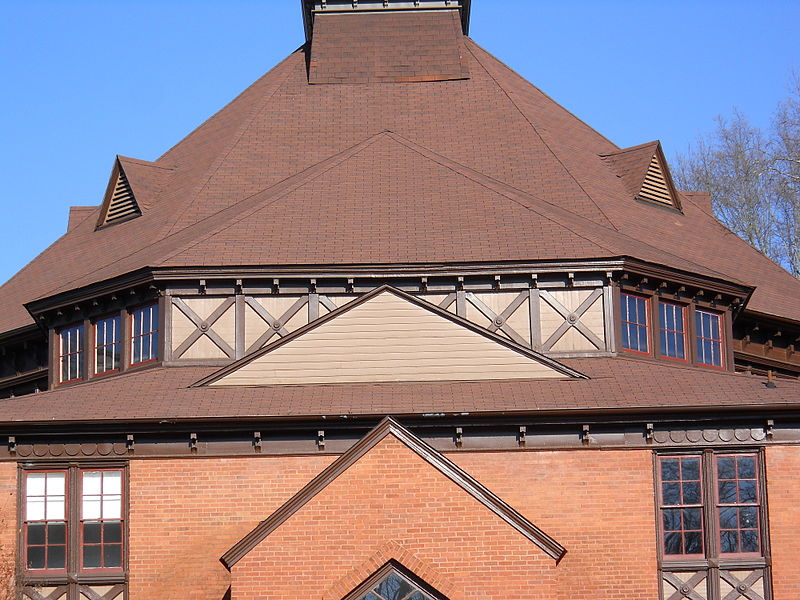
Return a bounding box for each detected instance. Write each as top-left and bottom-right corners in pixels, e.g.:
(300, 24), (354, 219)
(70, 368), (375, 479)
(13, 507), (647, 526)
(232, 436), (559, 600)
(0, 463), (16, 600)
(452, 449), (659, 600)
(765, 446), (800, 600)
(128, 455), (334, 599)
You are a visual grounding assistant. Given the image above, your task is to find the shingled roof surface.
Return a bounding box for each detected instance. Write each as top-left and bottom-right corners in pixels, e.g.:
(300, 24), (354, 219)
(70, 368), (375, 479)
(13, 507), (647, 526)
(1, 9), (798, 335)
(1, 356), (798, 424)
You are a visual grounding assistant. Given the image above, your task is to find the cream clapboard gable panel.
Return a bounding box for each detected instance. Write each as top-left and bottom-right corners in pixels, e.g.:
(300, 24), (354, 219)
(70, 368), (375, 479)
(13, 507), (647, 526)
(212, 291), (565, 386)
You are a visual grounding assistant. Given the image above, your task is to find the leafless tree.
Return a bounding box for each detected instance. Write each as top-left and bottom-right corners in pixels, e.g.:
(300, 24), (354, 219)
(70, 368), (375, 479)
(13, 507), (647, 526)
(674, 74), (800, 277)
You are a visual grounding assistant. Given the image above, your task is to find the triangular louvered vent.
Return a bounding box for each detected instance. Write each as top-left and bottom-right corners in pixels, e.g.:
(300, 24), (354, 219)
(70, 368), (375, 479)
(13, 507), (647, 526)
(100, 167), (140, 227)
(638, 154), (675, 206)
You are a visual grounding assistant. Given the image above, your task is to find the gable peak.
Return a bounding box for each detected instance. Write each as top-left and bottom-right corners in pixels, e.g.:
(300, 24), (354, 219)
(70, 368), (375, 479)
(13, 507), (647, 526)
(96, 158), (141, 229)
(602, 141), (682, 211)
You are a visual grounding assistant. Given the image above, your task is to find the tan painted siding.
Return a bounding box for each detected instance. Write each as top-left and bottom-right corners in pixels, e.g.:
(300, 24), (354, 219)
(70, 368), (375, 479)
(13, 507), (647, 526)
(172, 297), (235, 359)
(214, 291), (561, 386)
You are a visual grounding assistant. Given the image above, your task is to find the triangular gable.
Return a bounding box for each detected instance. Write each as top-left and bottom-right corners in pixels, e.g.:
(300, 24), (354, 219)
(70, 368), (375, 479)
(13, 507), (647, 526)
(602, 141), (682, 210)
(341, 560), (448, 600)
(196, 286), (585, 387)
(220, 417), (566, 568)
(96, 158), (142, 227)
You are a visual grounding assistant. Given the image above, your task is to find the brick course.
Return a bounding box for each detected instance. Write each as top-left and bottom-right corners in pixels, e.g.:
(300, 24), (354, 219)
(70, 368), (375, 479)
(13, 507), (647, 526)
(0, 463), (16, 599)
(765, 446), (800, 600)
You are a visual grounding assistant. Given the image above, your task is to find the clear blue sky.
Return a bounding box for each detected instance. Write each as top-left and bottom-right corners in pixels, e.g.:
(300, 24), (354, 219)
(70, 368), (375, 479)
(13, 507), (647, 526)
(2, 0), (799, 285)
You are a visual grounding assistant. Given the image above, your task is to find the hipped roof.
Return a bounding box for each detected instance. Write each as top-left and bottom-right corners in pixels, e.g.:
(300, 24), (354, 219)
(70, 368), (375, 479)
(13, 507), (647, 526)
(1, 11), (798, 334)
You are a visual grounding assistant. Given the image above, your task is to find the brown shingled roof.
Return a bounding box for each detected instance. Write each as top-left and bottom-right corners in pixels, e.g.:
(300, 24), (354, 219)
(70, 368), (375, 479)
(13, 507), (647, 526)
(1, 11), (798, 335)
(1, 357), (798, 425)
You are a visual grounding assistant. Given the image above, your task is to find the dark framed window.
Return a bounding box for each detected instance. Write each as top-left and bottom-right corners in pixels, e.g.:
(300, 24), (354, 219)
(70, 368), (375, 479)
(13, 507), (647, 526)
(59, 324), (84, 383)
(94, 315), (121, 375)
(658, 455), (704, 557)
(695, 309), (723, 367)
(130, 304), (158, 365)
(658, 302), (686, 361)
(657, 452), (766, 560)
(22, 466), (125, 576)
(343, 561), (447, 600)
(23, 471), (67, 572)
(716, 454), (761, 555)
(620, 293), (649, 354)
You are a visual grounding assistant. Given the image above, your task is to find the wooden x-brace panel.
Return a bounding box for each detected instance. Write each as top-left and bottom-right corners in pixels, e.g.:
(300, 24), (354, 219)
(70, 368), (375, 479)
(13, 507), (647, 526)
(539, 288), (605, 351)
(663, 571), (707, 600)
(172, 297), (236, 359)
(720, 570), (765, 600)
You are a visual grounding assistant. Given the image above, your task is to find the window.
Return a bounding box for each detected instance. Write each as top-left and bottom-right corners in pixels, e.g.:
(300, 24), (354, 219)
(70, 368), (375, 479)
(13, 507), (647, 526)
(696, 309), (723, 367)
(620, 293), (649, 353)
(658, 453), (764, 559)
(131, 304), (158, 365)
(344, 563), (446, 600)
(94, 315), (121, 375)
(59, 323), (84, 383)
(23, 467), (125, 575)
(658, 302), (686, 361)
(23, 472), (67, 571)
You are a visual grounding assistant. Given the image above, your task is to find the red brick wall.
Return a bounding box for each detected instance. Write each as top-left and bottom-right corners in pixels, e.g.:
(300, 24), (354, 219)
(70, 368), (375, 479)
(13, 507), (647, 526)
(128, 455), (334, 600)
(452, 449), (659, 600)
(232, 436), (559, 600)
(0, 463), (17, 600)
(765, 446), (800, 600)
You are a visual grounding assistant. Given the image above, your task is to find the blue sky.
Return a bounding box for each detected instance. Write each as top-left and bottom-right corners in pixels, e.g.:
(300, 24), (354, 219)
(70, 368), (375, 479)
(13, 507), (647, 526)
(1, 0), (799, 285)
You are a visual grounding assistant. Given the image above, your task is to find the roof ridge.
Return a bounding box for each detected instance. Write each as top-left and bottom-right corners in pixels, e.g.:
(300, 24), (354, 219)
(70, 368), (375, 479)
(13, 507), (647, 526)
(463, 41), (619, 231)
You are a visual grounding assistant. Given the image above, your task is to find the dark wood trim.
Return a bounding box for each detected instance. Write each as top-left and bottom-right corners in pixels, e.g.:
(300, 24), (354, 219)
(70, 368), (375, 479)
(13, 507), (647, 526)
(194, 285), (588, 386)
(725, 307), (736, 373)
(220, 417), (567, 567)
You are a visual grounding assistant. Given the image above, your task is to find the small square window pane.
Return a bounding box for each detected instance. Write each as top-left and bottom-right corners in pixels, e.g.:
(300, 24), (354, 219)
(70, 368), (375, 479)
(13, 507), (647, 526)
(103, 471), (122, 494)
(83, 544), (101, 568)
(27, 523), (46, 545)
(684, 532), (703, 554)
(46, 472), (65, 495)
(103, 544), (122, 568)
(741, 529), (760, 553)
(721, 530), (739, 553)
(83, 472), (102, 495)
(682, 458), (700, 480)
(719, 481), (738, 504)
(48, 522), (66, 545)
(46, 497), (65, 520)
(719, 506), (738, 530)
(83, 496), (101, 519)
(27, 546), (45, 569)
(661, 459), (680, 481)
(682, 482), (701, 504)
(47, 545), (66, 569)
(27, 473), (46, 496)
(662, 509), (681, 532)
(664, 532), (682, 554)
(662, 482), (680, 505)
(84, 521), (102, 544)
(27, 497), (45, 521)
(103, 496), (122, 519)
(682, 508), (702, 531)
(717, 457), (736, 480)
(738, 457), (756, 479)
(740, 506), (759, 529)
(739, 480), (757, 503)
(104, 521), (122, 544)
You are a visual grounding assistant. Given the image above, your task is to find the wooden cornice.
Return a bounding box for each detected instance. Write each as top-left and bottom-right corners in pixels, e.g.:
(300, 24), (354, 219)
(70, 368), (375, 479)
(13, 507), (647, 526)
(220, 416), (566, 568)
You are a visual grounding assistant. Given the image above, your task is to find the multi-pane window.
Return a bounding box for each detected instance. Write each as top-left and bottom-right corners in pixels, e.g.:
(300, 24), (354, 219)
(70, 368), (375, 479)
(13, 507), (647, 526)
(94, 316), (121, 375)
(24, 472), (67, 571)
(131, 304), (158, 365)
(659, 302), (686, 360)
(81, 470), (123, 569)
(717, 455), (760, 554)
(658, 453), (764, 559)
(23, 467), (125, 575)
(659, 456), (703, 556)
(347, 567), (441, 600)
(696, 310), (723, 367)
(59, 324), (84, 383)
(620, 293), (649, 353)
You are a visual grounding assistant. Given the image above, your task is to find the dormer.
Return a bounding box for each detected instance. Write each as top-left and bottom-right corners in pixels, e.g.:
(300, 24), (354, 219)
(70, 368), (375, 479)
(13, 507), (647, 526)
(96, 158), (141, 228)
(602, 141), (682, 211)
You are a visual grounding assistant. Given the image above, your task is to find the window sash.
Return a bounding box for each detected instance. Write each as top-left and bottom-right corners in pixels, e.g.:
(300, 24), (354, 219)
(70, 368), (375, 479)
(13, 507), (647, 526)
(715, 454), (761, 556)
(658, 456), (704, 557)
(80, 469), (124, 571)
(620, 293), (650, 354)
(658, 302), (687, 361)
(23, 471), (68, 572)
(59, 324), (84, 383)
(695, 309), (723, 367)
(130, 304), (159, 365)
(94, 316), (121, 375)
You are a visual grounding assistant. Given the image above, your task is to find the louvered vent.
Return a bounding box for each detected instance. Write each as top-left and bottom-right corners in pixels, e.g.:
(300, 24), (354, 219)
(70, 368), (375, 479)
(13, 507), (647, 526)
(102, 169), (140, 225)
(638, 154), (674, 206)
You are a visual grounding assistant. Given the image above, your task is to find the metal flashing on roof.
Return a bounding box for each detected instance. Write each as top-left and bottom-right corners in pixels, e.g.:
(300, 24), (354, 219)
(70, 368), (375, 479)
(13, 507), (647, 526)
(301, 0), (471, 41)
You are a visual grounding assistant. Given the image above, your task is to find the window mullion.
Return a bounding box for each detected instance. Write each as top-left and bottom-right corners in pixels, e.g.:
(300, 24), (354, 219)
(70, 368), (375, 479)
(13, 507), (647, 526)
(702, 450), (720, 600)
(68, 465), (81, 580)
